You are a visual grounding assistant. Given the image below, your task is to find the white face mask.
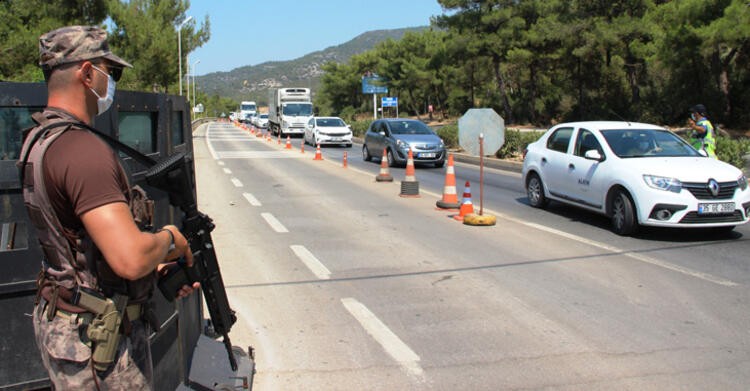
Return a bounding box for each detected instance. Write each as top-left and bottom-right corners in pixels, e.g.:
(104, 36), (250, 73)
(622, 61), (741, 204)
(90, 65), (116, 115)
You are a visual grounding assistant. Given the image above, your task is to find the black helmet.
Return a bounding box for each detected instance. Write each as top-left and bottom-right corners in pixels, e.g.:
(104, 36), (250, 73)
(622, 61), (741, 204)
(689, 104), (707, 116)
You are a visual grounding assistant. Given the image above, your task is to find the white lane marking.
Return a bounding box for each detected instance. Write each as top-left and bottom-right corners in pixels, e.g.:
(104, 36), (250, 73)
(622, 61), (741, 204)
(223, 168), (232, 174)
(290, 245), (331, 280)
(242, 193), (262, 207)
(214, 151), (306, 159)
(218, 161), (225, 166)
(261, 213), (289, 233)
(416, 188), (738, 287)
(230, 178), (243, 188)
(206, 124), (219, 160)
(341, 298), (425, 380)
(518, 221), (738, 287)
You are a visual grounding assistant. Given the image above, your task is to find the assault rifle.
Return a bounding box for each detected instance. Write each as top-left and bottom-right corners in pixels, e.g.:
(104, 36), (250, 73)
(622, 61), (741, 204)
(145, 151), (238, 371)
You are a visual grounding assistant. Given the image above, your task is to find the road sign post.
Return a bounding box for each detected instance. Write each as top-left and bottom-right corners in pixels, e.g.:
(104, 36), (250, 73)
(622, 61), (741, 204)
(458, 109), (505, 225)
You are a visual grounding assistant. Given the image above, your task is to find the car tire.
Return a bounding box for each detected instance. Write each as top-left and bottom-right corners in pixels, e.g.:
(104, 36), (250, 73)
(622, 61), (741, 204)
(387, 149), (395, 167)
(434, 160), (445, 168)
(526, 173), (549, 208)
(346, 143), (352, 148)
(362, 145), (371, 161)
(611, 189), (638, 236)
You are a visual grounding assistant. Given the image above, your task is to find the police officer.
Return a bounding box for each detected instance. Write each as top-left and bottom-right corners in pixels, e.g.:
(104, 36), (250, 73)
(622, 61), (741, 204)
(19, 26), (199, 390)
(687, 104), (717, 159)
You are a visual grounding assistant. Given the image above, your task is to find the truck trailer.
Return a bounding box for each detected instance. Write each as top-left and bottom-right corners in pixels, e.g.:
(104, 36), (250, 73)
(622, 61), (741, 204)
(268, 88), (313, 137)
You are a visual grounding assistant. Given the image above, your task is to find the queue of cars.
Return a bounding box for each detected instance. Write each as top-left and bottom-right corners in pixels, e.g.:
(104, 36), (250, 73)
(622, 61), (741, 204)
(521, 121), (750, 235)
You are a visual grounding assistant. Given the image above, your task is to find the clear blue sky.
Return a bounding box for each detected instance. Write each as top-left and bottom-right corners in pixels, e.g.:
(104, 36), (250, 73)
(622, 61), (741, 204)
(187, 0), (445, 75)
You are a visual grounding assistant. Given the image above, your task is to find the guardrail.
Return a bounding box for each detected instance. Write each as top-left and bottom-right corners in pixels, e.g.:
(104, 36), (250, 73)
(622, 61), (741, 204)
(192, 117), (216, 129)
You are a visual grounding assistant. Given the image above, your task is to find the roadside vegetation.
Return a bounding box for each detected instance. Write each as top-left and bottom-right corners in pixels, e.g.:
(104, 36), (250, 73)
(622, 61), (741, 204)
(321, 0), (749, 167)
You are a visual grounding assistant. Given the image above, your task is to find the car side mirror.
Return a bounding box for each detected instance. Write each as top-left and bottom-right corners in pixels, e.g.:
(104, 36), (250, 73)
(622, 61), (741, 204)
(698, 149), (708, 157)
(379, 131), (386, 136)
(584, 149), (605, 162)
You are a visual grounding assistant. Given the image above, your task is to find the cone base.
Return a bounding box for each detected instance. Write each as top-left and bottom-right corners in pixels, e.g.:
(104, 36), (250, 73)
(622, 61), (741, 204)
(376, 175), (394, 182)
(399, 181), (420, 197)
(463, 213), (497, 226)
(436, 200), (461, 210)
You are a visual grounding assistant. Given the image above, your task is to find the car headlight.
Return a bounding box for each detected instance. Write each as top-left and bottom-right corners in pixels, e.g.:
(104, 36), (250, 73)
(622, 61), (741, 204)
(739, 174), (748, 191)
(643, 175), (682, 193)
(396, 139), (409, 150)
(282, 120), (289, 128)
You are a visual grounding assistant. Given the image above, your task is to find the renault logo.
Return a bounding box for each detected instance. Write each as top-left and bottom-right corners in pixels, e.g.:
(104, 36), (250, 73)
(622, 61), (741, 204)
(707, 179), (720, 197)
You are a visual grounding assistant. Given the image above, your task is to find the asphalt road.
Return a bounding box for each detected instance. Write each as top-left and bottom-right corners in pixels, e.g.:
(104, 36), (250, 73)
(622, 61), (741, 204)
(193, 122), (750, 390)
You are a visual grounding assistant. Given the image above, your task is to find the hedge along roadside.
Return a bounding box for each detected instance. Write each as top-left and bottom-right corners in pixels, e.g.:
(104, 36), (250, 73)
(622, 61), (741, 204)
(348, 119), (749, 170)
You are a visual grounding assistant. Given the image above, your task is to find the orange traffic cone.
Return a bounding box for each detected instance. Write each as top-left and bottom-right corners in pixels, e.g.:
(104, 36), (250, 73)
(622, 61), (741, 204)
(285, 135), (292, 149)
(313, 143), (323, 160)
(343, 151), (348, 168)
(436, 154), (460, 210)
(453, 181), (474, 221)
(375, 148), (393, 182)
(300, 140), (305, 153)
(399, 148), (420, 198)
(277, 133), (281, 145)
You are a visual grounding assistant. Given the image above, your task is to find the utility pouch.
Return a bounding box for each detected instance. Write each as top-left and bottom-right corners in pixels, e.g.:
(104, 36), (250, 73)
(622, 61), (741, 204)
(72, 288), (128, 372)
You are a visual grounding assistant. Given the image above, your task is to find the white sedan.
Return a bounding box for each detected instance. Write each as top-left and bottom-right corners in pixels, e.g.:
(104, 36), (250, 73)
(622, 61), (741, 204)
(522, 121), (750, 235)
(304, 117), (353, 147)
(253, 113), (269, 128)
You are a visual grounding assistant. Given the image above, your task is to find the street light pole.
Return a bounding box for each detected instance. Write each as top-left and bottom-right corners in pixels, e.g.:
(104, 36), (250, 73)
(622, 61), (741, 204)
(192, 59), (201, 110)
(177, 16), (193, 96)
(186, 56), (190, 103)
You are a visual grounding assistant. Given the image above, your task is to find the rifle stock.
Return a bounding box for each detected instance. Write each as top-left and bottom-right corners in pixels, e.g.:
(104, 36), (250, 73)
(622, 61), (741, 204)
(146, 152), (238, 371)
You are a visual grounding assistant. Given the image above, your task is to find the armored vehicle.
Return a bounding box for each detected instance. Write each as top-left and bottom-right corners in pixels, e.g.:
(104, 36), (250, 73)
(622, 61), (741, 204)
(0, 82), (253, 390)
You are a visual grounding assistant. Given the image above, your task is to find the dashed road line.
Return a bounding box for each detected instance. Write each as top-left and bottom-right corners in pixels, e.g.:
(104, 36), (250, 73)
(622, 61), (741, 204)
(261, 213), (288, 233)
(223, 168), (232, 174)
(290, 245), (331, 280)
(341, 298), (425, 380)
(230, 178), (243, 188)
(242, 193), (262, 207)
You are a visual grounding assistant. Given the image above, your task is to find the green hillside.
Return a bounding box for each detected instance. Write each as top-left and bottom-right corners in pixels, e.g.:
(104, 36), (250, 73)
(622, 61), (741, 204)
(195, 27), (425, 106)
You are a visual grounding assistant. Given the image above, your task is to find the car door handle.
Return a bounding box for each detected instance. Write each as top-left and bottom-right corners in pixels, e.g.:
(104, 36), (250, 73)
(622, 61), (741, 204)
(568, 163), (575, 170)
(541, 157), (547, 164)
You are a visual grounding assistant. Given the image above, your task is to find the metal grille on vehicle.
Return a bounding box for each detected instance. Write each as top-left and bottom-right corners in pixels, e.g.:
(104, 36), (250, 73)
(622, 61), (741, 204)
(414, 144), (440, 151)
(679, 211), (745, 223)
(682, 181), (737, 200)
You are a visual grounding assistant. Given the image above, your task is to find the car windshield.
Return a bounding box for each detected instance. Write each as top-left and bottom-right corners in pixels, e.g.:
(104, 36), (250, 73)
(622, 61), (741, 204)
(601, 129), (701, 158)
(260, 114), (268, 119)
(316, 118), (345, 127)
(282, 103), (313, 116)
(241, 104), (256, 111)
(389, 121), (433, 135)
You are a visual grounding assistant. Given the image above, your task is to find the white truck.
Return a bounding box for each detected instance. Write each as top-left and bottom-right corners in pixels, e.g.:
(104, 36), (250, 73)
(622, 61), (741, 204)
(268, 88), (314, 137)
(239, 101), (257, 123)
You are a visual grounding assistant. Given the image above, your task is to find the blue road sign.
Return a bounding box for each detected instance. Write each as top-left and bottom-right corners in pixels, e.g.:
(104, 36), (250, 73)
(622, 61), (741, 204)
(381, 97), (398, 107)
(362, 76), (388, 94)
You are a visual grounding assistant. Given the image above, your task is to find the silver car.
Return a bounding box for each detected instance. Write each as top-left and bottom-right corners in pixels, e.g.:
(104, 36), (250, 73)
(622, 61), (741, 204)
(362, 119), (446, 167)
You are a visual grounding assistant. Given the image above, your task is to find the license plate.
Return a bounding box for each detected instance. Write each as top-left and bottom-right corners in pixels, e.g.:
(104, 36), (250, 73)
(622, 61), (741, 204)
(419, 152), (436, 158)
(697, 202), (735, 215)
(331, 137), (341, 141)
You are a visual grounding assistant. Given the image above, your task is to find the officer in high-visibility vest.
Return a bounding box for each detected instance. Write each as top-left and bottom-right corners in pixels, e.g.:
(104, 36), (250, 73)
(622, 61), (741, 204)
(687, 104), (717, 159)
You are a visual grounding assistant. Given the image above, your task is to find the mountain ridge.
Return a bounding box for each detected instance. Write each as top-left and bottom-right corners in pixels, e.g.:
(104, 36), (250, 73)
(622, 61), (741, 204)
(196, 27), (426, 104)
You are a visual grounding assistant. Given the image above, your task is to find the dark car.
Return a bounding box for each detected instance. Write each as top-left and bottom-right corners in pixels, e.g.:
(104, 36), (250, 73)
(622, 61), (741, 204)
(362, 119), (446, 167)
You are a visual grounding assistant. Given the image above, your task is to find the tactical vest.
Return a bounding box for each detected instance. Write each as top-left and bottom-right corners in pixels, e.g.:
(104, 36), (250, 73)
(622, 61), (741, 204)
(18, 111), (155, 303)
